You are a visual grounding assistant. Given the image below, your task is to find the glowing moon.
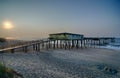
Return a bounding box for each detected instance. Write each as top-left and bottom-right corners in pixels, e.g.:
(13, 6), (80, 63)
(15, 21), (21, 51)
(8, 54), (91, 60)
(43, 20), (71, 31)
(3, 21), (14, 29)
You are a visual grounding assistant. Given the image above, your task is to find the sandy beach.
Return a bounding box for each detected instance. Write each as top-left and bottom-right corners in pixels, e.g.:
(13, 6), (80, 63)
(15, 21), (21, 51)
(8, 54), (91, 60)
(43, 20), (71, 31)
(0, 48), (120, 78)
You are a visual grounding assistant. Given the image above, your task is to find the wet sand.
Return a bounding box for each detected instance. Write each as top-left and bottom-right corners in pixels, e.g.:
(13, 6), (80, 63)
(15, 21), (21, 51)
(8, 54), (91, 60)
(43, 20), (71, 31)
(0, 48), (120, 78)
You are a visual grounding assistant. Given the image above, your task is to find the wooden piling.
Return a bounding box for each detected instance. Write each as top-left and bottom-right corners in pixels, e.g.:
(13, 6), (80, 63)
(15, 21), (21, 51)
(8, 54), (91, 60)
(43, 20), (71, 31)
(76, 40), (79, 48)
(11, 49), (14, 53)
(24, 46), (27, 53)
(53, 40), (55, 49)
(72, 40), (74, 48)
(37, 43), (40, 51)
(80, 39), (83, 48)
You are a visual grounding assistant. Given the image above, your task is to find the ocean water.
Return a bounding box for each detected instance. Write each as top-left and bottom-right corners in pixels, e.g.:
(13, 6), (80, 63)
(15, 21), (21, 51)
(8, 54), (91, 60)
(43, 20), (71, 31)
(100, 38), (120, 51)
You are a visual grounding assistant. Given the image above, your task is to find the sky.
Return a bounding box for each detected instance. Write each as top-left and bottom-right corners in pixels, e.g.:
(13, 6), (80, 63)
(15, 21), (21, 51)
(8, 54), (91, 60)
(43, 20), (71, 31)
(0, 0), (120, 40)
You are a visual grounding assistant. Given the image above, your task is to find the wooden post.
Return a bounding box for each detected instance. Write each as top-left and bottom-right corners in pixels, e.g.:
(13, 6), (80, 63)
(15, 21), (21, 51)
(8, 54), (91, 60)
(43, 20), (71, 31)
(46, 42), (48, 50)
(72, 40), (74, 48)
(76, 40), (79, 48)
(64, 40), (67, 50)
(68, 40), (71, 49)
(11, 49), (14, 53)
(80, 39), (83, 48)
(103, 39), (105, 45)
(88, 39), (90, 47)
(33, 44), (35, 51)
(48, 41), (50, 49)
(98, 39), (100, 47)
(42, 41), (44, 49)
(53, 40), (55, 49)
(57, 40), (58, 48)
(37, 43), (40, 51)
(86, 39), (87, 47)
(86, 39), (88, 47)
(35, 44), (38, 51)
(90, 39), (93, 47)
(87, 39), (90, 47)
(83, 39), (85, 48)
(99, 39), (101, 46)
(22, 46), (24, 52)
(93, 40), (95, 48)
(60, 40), (62, 49)
(24, 46), (27, 53)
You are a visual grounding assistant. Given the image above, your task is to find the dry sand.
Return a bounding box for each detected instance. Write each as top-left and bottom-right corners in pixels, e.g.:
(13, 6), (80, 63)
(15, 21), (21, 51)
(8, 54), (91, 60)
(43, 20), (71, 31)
(0, 48), (120, 78)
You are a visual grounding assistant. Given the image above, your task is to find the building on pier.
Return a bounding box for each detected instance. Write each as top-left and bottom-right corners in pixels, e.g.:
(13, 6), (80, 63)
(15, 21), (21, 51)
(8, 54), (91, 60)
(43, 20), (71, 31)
(49, 32), (84, 40)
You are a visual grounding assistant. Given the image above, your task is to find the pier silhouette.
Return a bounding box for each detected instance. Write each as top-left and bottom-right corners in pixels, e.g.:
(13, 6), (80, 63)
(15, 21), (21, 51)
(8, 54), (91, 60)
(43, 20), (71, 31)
(0, 32), (115, 53)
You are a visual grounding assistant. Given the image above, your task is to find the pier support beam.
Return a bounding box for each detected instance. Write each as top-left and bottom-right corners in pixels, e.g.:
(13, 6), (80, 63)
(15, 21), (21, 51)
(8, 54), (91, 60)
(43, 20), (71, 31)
(76, 40), (79, 48)
(24, 46), (27, 53)
(60, 40), (62, 49)
(72, 40), (74, 48)
(11, 49), (14, 53)
(80, 39), (83, 48)
(37, 43), (40, 51)
(56, 40), (58, 49)
(53, 40), (55, 49)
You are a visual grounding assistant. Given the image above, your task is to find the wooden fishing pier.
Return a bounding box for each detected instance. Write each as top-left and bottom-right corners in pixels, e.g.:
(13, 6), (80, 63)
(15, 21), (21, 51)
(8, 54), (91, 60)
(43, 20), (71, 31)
(0, 32), (115, 53)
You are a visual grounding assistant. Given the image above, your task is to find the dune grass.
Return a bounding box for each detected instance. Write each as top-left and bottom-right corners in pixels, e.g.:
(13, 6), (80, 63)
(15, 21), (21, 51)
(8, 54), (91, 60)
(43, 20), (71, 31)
(0, 63), (14, 78)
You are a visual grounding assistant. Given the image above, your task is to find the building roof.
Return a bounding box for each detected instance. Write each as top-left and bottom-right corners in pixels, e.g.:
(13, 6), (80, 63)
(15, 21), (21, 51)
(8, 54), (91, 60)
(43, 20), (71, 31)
(49, 32), (84, 36)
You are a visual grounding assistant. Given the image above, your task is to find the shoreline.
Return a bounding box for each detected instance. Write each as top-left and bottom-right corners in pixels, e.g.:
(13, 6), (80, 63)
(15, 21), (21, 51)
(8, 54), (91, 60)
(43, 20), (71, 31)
(0, 48), (120, 78)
